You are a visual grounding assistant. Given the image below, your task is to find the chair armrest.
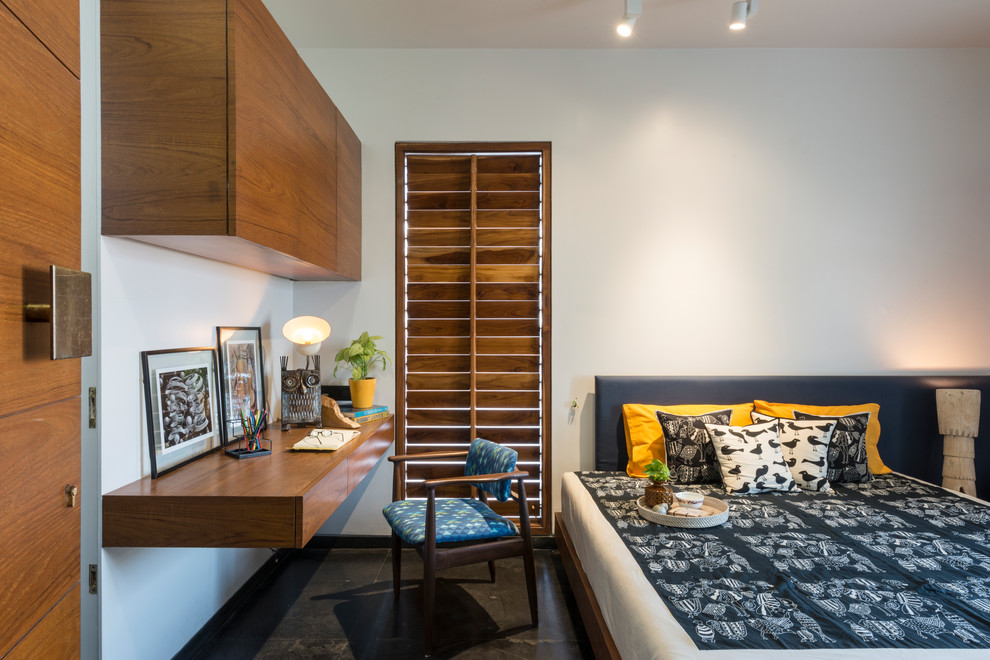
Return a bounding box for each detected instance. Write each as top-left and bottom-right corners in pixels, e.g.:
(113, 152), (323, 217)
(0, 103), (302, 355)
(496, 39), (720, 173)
(423, 470), (528, 490)
(389, 450), (470, 463)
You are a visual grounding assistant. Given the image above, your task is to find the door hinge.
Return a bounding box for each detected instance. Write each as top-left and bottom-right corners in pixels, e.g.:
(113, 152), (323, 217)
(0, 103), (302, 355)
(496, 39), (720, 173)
(88, 387), (96, 429)
(89, 564), (98, 595)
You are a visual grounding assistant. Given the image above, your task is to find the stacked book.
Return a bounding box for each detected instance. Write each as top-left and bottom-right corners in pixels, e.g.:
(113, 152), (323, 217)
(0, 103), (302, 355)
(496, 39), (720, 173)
(338, 404), (390, 424)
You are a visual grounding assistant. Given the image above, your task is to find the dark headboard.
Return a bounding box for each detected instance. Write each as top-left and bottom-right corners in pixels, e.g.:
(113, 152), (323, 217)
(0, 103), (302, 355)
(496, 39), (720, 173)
(594, 375), (990, 496)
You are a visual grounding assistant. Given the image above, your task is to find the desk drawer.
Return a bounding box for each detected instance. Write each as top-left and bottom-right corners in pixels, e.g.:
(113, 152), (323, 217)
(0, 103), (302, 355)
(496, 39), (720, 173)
(299, 471), (347, 546)
(102, 495), (297, 547)
(347, 426), (392, 491)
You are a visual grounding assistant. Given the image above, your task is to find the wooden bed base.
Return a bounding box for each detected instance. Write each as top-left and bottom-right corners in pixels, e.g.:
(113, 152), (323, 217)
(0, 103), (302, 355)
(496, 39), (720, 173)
(554, 512), (621, 660)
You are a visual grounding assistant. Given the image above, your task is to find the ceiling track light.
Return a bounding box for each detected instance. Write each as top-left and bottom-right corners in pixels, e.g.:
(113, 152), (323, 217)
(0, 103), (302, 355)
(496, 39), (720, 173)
(730, 0), (758, 30)
(617, 0), (642, 38)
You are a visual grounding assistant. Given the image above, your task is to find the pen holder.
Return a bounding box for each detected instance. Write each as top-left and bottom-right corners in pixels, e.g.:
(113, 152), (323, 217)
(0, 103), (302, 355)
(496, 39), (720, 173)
(225, 435), (271, 459)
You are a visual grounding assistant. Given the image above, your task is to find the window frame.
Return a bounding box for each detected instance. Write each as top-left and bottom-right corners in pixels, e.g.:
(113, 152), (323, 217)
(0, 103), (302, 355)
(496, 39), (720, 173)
(394, 141), (552, 534)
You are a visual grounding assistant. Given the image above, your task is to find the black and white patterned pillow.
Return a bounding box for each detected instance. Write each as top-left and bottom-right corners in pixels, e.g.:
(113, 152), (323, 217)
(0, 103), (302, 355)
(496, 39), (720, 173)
(704, 420), (797, 495)
(656, 409), (732, 484)
(794, 411), (873, 484)
(751, 412), (836, 492)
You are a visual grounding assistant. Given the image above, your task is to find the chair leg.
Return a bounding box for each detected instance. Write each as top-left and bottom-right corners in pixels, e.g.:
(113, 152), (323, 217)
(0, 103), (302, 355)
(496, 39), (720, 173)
(522, 543), (538, 625)
(488, 560), (496, 583)
(516, 476), (539, 626)
(424, 490), (438, 653)
(391, 532), (402, 599)
(424, 547), (436, 653)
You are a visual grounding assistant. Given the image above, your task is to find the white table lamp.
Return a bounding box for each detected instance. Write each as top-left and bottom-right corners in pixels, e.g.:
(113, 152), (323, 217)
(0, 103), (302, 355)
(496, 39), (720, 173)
(282, 316), (331, 355)
(280, 316), (331, 429)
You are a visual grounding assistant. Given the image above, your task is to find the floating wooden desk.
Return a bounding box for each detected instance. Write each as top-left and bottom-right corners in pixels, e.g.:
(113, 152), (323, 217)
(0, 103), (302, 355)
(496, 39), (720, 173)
(102, 418), (393, 548)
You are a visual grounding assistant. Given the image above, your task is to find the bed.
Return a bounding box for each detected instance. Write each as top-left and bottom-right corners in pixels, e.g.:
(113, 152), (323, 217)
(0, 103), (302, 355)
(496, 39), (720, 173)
(556, 376), (990, 659)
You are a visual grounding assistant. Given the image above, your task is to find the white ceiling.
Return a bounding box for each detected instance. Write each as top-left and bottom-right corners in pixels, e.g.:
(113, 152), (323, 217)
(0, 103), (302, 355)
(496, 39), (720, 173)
(262, 0), (990, 49)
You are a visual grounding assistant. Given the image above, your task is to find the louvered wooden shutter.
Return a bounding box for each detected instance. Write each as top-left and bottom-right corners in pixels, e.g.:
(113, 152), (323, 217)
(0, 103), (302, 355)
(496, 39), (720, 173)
(395, 142), (551, 532)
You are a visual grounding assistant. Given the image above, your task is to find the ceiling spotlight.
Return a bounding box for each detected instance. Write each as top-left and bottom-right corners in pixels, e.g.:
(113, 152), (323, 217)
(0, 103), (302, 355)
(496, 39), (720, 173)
(617, 16), (637, 37)
(617, 0), (642, 38)
(730, 0), (758, 30)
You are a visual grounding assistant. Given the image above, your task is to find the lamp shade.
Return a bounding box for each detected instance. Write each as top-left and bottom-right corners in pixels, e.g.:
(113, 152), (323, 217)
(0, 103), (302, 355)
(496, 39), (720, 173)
(936, 389), (981, 438)
(282, 316), (331, 356)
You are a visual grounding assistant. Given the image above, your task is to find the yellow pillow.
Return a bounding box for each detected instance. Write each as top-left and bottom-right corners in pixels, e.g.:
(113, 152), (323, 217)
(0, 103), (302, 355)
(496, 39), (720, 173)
(623, 402), (755, 478)
(752, 400), (891, 475)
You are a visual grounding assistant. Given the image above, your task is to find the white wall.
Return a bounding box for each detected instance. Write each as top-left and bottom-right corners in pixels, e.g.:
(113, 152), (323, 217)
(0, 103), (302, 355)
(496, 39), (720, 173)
(99, 239), (294, 659)
(295, 47), (990, 534)
(293, 278), (398, 535)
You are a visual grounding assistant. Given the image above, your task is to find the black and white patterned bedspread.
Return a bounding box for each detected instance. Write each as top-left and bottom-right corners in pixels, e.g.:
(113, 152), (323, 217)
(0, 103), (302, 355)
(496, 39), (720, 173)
(576, 472), (990, 651)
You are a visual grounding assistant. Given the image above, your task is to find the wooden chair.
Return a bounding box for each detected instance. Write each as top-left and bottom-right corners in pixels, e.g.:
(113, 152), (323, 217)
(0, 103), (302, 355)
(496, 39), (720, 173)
(383, 438), (539, 652)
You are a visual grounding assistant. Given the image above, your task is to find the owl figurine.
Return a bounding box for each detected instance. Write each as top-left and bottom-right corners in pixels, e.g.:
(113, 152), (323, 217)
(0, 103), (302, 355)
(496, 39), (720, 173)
(281, 355), (322, 430)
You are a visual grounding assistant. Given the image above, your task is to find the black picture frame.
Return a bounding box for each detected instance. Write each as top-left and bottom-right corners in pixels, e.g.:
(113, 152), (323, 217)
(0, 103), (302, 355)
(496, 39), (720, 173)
(216, 326), (267, 442)
(141, 347), (224, 478)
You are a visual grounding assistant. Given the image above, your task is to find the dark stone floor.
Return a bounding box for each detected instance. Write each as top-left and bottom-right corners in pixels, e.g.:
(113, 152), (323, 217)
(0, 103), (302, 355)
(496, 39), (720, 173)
(187, 545), (594, 659)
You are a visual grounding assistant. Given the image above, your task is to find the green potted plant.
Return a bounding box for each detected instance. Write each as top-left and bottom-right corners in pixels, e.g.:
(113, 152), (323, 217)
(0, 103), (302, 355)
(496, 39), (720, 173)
(643, 458), (674, 508)
(333, 331), (391, 408)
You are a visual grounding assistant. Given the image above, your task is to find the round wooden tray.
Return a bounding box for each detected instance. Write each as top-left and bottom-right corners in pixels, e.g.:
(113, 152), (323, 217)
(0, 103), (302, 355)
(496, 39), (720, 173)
(636, 495), (730, 528)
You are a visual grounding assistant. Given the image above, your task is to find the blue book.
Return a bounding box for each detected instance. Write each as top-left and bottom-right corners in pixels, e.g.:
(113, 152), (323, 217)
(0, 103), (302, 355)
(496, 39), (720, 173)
(338, 404), (389, 418)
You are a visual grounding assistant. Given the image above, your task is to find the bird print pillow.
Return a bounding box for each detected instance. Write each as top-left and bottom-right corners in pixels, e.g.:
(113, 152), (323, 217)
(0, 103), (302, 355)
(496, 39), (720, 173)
(794, 411), (873, 484)
(751, 412), (836, 491)
(656, 409), (732, 484)
(704, 420), (798, 494)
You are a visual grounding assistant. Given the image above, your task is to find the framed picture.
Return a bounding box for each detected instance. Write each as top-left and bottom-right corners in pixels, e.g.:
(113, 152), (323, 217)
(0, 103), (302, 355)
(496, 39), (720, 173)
(216, 326), (267, 442)
(141, 347), (224, 478)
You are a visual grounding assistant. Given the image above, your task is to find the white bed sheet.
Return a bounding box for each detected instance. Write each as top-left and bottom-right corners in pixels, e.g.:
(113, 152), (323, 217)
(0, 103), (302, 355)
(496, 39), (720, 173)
(560, 471), (990, 660)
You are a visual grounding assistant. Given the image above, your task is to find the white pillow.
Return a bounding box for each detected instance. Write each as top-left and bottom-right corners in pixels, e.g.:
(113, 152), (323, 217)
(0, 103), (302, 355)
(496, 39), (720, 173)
(752, 412), (836, 492)
(704, 420), (797, 495)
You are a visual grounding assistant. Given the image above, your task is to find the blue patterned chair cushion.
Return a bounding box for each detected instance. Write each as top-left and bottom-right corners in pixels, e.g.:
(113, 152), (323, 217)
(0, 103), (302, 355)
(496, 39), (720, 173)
(382, 498), (519, 545)
(465, 437), (518, 502)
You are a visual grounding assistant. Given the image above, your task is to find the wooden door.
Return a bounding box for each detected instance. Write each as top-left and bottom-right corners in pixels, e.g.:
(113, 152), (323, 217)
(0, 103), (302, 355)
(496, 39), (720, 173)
(0, 0), (82, 656)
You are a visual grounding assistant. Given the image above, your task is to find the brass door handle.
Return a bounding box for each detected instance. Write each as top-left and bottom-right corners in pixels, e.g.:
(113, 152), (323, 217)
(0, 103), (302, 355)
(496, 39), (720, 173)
(65, 484), (78, 508)
(24, 265), (92, 360)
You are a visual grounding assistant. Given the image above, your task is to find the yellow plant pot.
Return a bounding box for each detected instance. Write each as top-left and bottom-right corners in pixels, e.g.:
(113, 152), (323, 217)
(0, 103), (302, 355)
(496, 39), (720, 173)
(349, 378), (377, 409)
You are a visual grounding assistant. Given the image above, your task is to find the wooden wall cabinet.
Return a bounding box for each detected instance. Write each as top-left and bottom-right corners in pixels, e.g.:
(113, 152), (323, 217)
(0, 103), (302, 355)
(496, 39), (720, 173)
(101, 0), (361, 281)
